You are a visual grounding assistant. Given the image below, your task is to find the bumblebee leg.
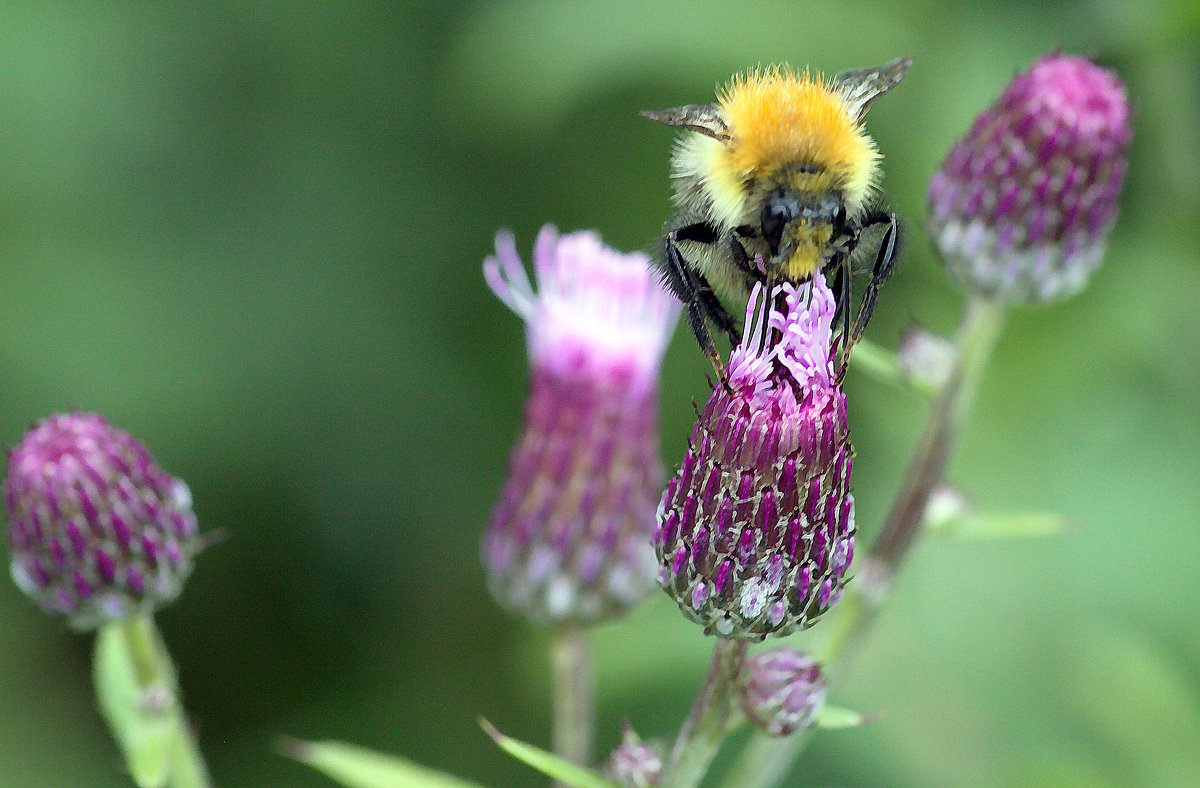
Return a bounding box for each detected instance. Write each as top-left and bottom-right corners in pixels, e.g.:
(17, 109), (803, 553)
(729, 228), (760, 278)
(699, 288), (739, 348)
(672, 224), (740, 346)
(847, 211), (900, 349)
(837, 254), (852, 365)
(662, 229), (732, 389)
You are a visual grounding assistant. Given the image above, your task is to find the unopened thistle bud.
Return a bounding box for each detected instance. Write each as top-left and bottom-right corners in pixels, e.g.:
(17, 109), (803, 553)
(655, 275), (855, 639)
(928, 53), (1131, 303)
(604, 725), (663, 788)
(482, 225), (679, 623)
(739, 647), (826, 736)
(5, 413), (200, 631)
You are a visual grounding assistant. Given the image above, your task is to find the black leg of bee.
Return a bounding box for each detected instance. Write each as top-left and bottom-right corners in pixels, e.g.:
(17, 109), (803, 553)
(671, 222), (740, 345)
(847, 211), (900, 346)
(699, 288), (740, 347)
(836, 254), (851, 358)
(729, 228), (760, 279)
(661, 229), (733, 389)
(834, 211), (900, 383)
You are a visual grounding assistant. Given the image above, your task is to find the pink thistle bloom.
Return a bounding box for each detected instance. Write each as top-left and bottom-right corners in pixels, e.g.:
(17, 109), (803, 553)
(482, 225), (679, 623)
(928, 53), (1131, 302)
(656, 273), (854, 639)
(6, 413), (200, 630)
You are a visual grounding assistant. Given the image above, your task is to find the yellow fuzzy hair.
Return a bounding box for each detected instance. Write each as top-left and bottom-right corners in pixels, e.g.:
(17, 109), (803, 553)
(707, 66), (880, 224)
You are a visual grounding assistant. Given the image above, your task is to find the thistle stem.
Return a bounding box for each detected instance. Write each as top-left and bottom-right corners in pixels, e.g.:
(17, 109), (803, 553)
(550, 623), (594, 785)
(717, 294), (1007, 788)
(869, 294), (1006, 569)
(110, 615), (213, 788)
(660, 638), (748, 788)
(719, 724), (817, 788)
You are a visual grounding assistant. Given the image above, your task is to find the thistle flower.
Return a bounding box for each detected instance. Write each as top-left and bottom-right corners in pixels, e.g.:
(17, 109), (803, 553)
(927, 53), (1130, 303)
(482, 225), (679, 624)
(5, 413), (200, 631)
(655, 275), (855, 639)
(739, 647), (827, 736)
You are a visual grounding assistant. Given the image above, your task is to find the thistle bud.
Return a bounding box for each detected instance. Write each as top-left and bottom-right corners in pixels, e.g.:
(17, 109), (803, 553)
(482, 225), (679, 624)
(928, 53), (1131, 303)
(739, 647), (826, 736)
(603, 725), (663, 788)
(5, 413), (200, 631)
(655, 276), (855, 639)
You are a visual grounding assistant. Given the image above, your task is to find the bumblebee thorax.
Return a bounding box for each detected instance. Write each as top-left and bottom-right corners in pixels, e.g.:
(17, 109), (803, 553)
(719, 68), (880, 218)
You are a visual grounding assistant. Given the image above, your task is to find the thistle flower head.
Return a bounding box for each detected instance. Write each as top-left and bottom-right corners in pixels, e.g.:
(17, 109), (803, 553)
(739, 647), (826, 736)
(482, 225), (679, 624)
(928, 53), (1130, 303)
(655, 274), (855, 639)
(5, 413), (200, 630)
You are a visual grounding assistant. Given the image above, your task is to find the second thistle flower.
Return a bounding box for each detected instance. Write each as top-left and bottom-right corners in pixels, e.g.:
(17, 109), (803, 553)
(655, 275), (855, 639)
(482, 225), (679, 624)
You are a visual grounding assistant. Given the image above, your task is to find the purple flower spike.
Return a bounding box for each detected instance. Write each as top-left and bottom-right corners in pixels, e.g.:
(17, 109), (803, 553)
(5, 413), (200, 631)
(928, 53), (1131, 303)
(481, 225), (679, 624)
(656, 274), (856, 639)
(739, 647), (827, 736)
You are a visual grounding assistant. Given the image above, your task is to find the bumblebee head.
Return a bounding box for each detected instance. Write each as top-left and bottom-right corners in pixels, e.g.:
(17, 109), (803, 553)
(761, 187), (847, 279)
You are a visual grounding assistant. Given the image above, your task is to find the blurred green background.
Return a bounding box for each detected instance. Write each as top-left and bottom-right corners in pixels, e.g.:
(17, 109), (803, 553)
(0, 2), (1196, 786)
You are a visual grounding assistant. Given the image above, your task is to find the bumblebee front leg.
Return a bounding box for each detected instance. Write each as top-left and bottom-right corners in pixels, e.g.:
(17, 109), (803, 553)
(662, 228), (733, 389)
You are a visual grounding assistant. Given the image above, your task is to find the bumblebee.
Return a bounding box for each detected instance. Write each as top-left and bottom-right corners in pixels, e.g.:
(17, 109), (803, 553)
(643, 56), (912, 381)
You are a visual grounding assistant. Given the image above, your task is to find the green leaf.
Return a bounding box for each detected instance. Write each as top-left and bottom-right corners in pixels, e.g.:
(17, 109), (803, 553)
(816, 705), (878, 730)
(279, 738), (488, 788)
(944, 511), (1069, 540)
(479, 719), (621, 788)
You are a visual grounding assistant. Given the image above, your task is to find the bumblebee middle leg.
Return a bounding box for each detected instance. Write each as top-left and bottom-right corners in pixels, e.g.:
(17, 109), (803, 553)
(848, 211), (900, 348)
(832, 210), (900, 381)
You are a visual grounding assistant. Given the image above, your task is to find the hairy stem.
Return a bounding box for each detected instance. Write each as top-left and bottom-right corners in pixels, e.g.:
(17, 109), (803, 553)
(660, 638), (749, 788)
(551, 623), (594, 786)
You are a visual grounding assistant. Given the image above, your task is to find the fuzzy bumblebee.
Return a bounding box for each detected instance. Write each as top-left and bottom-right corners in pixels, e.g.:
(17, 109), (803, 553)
(643, 58), (911, 379)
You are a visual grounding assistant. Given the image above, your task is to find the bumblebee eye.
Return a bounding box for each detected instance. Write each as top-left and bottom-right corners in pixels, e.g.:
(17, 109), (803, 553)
(761, 191), (799, 254)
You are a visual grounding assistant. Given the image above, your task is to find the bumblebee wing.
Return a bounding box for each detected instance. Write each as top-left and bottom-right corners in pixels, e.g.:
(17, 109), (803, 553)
(640, 103), (729, 141)
(834, 56), (913, 120)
